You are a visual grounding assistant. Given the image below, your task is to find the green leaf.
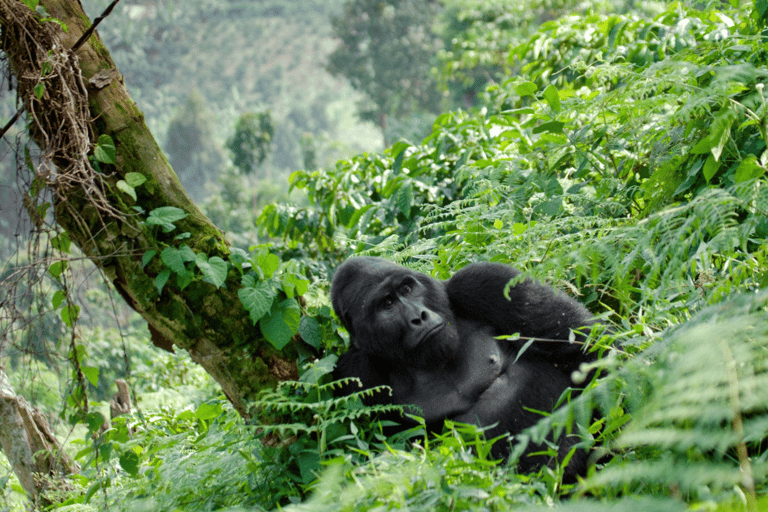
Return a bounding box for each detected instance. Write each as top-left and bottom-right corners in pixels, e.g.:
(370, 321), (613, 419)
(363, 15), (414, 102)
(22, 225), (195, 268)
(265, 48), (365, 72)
(238, 280), (276, 324)
(395, 184), (413, 217)
(49, 260), (67, 279)
(125, 172), (146, 188)
(196, 255), (228, 288)
(154, 268), (171, 294)
(33, 83), (45, 100)
(161, 247), (188, 274)
(94, 134), (116, 164)
(703, 154), (720, 182)
(145, 206), (188, 233)
(391, 141), (410, 174)
(532, 121), (565, 134)
(282, 273), (309, 299)
(734, 155), (765, 182)
(50, 231), (71, 253)
(85, 411), (105, 432)
(298, 316), (322, 350)
(142, 249), (156, 268)
(21, 0), (39, 9)
(119, 451), (140, 477)
(116, 180), (136, 201)
(229, 247), (249, 271)
(81, 366), (99, 387)
(52, 290), (66, 309)
(516, 81), (537, 97)
(543, 84), (561, 112)
(260, 298), (301, 350)
(195, 402), (223, 420)
(348, 204), (376, 228)
(61, 304), (80, 327)
(257, 252), (280, 278)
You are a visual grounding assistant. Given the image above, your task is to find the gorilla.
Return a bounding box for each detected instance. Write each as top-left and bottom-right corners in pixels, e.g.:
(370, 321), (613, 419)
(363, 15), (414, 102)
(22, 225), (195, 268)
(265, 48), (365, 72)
(331, 257), (600, 478)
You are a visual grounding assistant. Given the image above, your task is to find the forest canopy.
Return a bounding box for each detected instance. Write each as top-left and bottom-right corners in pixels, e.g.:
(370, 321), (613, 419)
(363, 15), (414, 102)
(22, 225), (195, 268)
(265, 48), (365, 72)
(0, 0), (767, 511)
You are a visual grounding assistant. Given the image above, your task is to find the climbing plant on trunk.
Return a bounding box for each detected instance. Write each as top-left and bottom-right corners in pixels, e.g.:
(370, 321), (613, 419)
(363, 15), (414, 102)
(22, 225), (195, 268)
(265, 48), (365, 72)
(0, 0), (305, 420)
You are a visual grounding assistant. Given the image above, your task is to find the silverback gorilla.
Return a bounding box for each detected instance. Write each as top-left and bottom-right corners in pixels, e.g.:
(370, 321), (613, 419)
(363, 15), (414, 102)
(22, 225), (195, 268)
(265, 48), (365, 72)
(331, 257), (599, 478)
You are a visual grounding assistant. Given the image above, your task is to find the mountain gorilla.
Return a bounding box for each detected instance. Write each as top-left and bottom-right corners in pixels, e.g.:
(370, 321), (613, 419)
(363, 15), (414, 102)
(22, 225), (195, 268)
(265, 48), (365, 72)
(331, 257), (600, 478)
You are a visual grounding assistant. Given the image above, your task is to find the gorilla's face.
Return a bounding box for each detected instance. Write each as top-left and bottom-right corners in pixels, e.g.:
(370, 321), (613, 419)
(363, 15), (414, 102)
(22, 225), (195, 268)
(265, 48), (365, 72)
(331, 257), (460, 364)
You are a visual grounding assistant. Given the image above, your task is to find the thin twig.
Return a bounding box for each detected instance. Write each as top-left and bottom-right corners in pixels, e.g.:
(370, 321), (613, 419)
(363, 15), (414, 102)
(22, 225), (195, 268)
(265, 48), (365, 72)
(71, 0), (122, 52)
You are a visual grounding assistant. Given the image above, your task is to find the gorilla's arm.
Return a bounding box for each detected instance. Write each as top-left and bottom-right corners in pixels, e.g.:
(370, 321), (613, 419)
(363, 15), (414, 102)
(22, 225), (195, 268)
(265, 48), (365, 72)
(332, 348), (392, 404)
(445, 262), (597, 363)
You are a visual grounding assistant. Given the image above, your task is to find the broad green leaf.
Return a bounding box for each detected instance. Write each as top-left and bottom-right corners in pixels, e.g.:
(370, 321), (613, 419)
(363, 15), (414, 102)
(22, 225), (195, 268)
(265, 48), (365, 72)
(33, 83), (45, 100)
(543, 84), (561, 111)
(238, 280), (276, 324)
(703, 154), (719, 182)
(516, 81), (537, 96)
(50, 231), (71, 253)
(125, 172), (146, 187)
(299, 354), (338, 383)
(734, 155), (765, 182)
(119, 451), (140, 476)
(298, 316), (322, 350)
(257, 252), (280, 278)
(52, 290), (66, 309)
(142, 249), (156, 268)
(61, 304), (80, 327)
(160, 247), (187, 274)
(145, 207), (188, 233)
(283, 273), (309, 298)
(116, 180), (136, 201)
(195, 402), (223, 420)
(49, 260), (67, 279)
(532, 121), (565, 134)
(197, 255), (228, 288)
(260, 298), (301, 350)
(154, 268), (171, 294)
(176, 271), (194, 290)
(229, 247), (249, 271)
(81, 366), (99, 387)
(85, 411), (105, 432)
(94, 134), (116, 164)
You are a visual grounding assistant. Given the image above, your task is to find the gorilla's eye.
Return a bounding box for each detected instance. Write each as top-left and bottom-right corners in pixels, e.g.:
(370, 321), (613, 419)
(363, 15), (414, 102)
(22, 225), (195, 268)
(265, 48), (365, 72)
(382, 298), (395, 309)
(400, 283), (412, 295)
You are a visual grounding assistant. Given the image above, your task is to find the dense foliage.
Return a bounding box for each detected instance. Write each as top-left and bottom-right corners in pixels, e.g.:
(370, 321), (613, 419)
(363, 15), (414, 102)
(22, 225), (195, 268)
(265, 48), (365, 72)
(2, 0), (768, 510)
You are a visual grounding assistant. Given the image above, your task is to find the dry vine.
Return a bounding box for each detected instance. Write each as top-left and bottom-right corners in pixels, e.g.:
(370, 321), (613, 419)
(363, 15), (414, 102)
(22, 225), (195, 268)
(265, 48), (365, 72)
(0, 0), (124, 226)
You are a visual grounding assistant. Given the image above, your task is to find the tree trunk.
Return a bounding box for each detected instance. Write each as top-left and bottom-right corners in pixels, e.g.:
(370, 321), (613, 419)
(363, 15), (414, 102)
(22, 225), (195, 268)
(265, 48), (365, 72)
(0, 368), (79, 506)
(0, 0), (298, 419)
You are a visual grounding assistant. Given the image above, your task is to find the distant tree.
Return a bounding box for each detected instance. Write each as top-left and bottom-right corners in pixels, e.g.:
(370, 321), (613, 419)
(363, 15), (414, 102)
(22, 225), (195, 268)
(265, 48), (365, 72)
(226, 111), (274, 178)
(327, 0), (444, 144)
(165, 91), (225, 200)
(300, 132), (317, 170)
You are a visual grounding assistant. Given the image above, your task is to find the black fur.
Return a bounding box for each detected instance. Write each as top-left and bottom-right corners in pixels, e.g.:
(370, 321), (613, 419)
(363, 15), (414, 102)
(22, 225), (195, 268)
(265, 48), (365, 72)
(332, 257), (598, 478)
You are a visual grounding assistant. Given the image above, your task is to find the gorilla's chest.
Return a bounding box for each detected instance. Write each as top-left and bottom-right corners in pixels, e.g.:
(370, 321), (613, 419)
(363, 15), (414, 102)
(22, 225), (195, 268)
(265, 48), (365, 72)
(388, 323), (519, 424)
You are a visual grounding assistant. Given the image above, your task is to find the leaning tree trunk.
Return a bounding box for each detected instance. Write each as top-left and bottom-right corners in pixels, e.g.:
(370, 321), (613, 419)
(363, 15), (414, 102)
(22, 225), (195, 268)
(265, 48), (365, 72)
(0, 0), (298, 418)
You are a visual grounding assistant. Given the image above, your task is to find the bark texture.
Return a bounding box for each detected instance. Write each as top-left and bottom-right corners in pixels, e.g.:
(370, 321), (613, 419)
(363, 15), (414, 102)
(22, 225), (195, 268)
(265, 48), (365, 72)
(0, 368), (78, 505)
(0, 0), (298, 419)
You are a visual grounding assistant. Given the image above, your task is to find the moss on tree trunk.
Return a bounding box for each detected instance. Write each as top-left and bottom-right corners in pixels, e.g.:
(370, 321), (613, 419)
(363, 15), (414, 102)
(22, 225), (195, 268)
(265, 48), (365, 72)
(0, 0), (297, 417)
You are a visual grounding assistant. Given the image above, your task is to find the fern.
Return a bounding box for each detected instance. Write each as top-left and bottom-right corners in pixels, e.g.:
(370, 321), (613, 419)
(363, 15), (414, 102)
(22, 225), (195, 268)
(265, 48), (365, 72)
(522, 290), (768, 505)
(252, 376), (405, 453)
